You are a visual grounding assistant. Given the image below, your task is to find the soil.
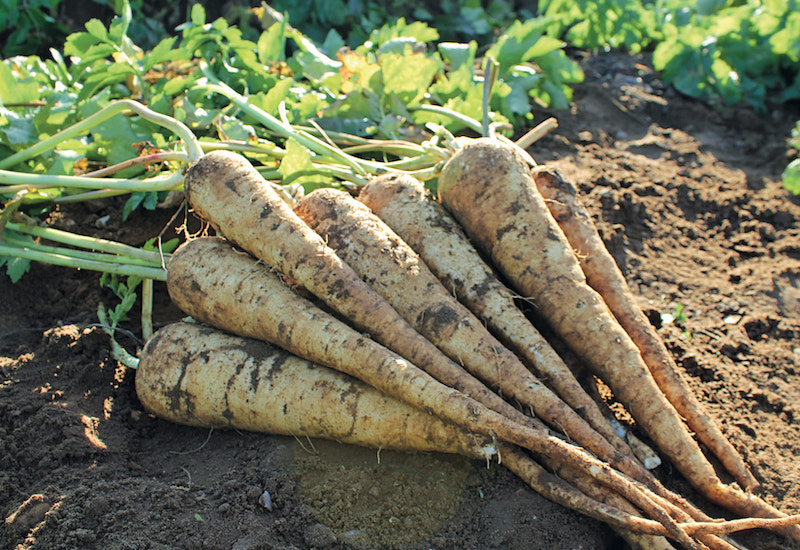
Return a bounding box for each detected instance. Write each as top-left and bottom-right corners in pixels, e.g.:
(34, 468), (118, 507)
(2, 50), (800, 550)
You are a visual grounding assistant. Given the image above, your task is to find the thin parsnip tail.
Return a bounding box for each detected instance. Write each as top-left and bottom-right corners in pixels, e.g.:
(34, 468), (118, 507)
(436, 137), (800, 541)
(531, 165), (758, 491)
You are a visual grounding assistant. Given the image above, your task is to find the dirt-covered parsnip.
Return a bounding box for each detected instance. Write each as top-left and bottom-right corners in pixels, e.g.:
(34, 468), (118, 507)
(295, 187), (728, 530)
(165, 237), (699, 548)
(356, 173), (635, 458)
(295, 189), (653, 475)
(436, 137), (800, 540)
(137, 322), (795, 546)
(183, 150), (529, 427)
(531, 165), (757, 491)
(136, 322), (498, 458)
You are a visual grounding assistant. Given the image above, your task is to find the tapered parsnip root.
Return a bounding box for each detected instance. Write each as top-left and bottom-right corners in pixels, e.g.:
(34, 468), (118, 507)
(356, 173), (634, 458)
(531, 165), (757, 491)
(184, 149), (531, 427)
(539, 454), (744, 550)
(165, 237), (699, 548)
(137, 321), (800, 545)
(136, 321), (499, 458)
(138, 323), (672, 541)
(353, 174), (739, 533)
(436, 137), (800, 540)
(500, 445), (673, 550)
(294, 187), (680, 503)
(295, 189), (599, 436)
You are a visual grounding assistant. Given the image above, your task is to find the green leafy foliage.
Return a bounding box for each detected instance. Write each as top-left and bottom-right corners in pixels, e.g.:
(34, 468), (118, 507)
(652, 0), (800, 111)
(487, 18), (585, 112)
(539, 0), (800, 113)
(541, 0), (661, 53)
(783, 121), (800, 195)
(0, 0), (69, 57)
(0, 0), (584, 235)
(99, 271), (141, 327)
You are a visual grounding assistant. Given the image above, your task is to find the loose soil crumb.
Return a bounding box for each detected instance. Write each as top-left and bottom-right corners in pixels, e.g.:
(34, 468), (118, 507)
(2, 50), (800, 550)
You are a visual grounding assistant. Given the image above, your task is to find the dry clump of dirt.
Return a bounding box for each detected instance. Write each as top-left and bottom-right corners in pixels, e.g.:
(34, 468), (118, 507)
(2, 51), (800, 550)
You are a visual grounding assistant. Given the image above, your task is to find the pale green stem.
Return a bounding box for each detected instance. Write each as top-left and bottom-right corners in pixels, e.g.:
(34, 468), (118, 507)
(1, 169), (184, 194)
(200, 140), (284, 157)
(293, 126), (376, 146)
(83, 151), (189, 178)
(0, 99), (203, 171)
(0, 243), (167, 280)
(51, 188), (157, 204)
(411, 104), (483, 134)
(378, 156), (443, 171)
(394, 165), (442, 182)
(482, 57), (499, 137)
(341, 142), (427, 157)
(141, 279), (154, 342)
(6, 221), (168, 263)
(258, 163), (370, 186)
(2, 236), (165, 268)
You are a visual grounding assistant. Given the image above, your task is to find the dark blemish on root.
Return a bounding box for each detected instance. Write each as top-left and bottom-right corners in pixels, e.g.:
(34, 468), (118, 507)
(166, 353), (196, 419)
(249, 362), (261, 393)
(322, 223), (357, 252)
(427, 212), (459, 233)
(327, 278), (352, 301)
(495, 223), (516, 242)
(417, 303), (462, 340)
(265, 349), (292, 382)
(236, 339), (291, 383)
(507, 199), (524, 216)
(189, 278), (202, 293)
(470, 274), (495, 297)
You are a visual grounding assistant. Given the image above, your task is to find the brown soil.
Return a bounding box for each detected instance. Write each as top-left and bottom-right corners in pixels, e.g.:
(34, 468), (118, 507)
(2, 51), (800, 550)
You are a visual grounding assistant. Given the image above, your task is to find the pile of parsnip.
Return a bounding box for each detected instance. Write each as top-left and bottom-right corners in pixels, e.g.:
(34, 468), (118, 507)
(135, 137), (800, 550)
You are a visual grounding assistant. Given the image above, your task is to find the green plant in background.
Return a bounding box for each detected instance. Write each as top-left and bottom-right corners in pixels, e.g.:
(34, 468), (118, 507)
(783, 120), (800, 195)
(0, 0), (69, 57)
(264, 0), (533, 46)
(540, 0), (662, 53)
(652, 0), (800, 112)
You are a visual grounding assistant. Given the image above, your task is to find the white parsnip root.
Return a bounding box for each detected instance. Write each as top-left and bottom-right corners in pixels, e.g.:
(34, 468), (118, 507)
(124, 143), (800, 550)
(436, 137), (800, 541)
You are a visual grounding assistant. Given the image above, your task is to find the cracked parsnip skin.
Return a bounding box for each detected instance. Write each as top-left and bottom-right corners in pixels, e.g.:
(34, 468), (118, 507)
(531, 165), (757, 492)
(436, 137), (800, 541)
(136, 322), (499, 459)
